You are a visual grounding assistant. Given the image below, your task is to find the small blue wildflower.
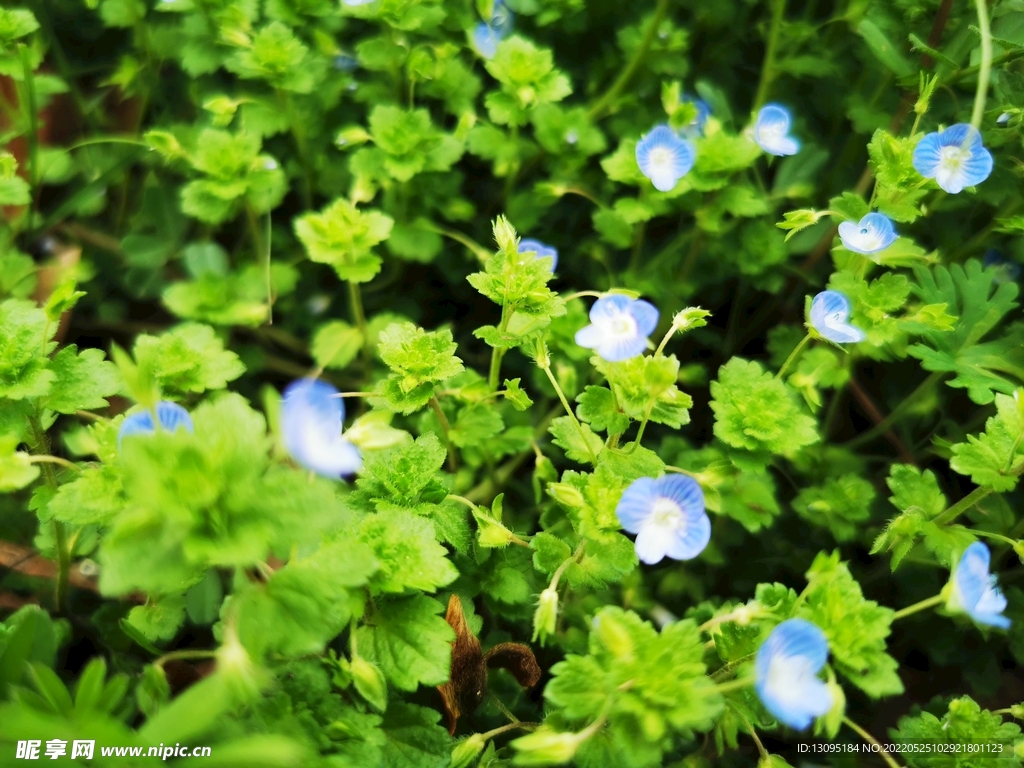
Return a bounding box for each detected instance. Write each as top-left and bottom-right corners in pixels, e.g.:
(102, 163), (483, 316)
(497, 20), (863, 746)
(837, 212), (898, 255)
(615, 475), (710, 565)
(997, 112), (1011, 126)
(333, 54), (358, 72)
(679, 96), (710, 138)
(635, 125), (696, 192)
(810, 290), (865, 344)
(948, 542), (1011, 629)
(574, 294), (659, 362)
(755, 619), (833, 731)
(983, 249), (1021, 284)
(472, 0), (513, 59)
(912, 123), (993, 194)
(518, 238), (558, 271)
(753, 104), (800, 156)
(118, 401), (193, 449)
(282, 379), (362, 480)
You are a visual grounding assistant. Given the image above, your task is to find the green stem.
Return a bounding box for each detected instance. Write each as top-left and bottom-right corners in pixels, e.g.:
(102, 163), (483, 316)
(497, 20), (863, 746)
(280, 90), (314, 209)
(843, 371), (942, 450)
(424, 222), (492, 263)
(934, 485), (994, 525)
(480, 721), (538, 741)
(347, 281), (370, 362)
(549, 541), (586, 592)
(430, 396), (458, 473)
(729, 703), (769, 762)
(245, 204), (272, 324)
(752, 0), (788, 111)
(487, 305), (510, 392)
(891, 593), (944, 621)
(843, 717), (904, 768)
(776, 333), (811, 379)
(18, 43), (39, 232)
(970, 0), (992, 132)
(153, 649), (218, 672)
(714, 677), (755, 695)
(588, 0), (671, 119)
(539, 360), (598, 465)
(28, 455), (80, 471)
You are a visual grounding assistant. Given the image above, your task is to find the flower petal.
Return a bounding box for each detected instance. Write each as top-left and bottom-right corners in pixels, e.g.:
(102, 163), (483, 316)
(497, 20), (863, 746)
(282, 379), (362, 479)
(118, 401), (194, 448)
(616, 477), (657, 533)
(628, 299), (660, 337)
(588, 294), (632, 323)
(518, 238), (558, 271)
(634, 523), (672, 564)
(665, 510), (711, 560)
(653, 475), (704, 515)
(573, 323), (603, 350)
(597, 333), (649, 362)
(755, 618), (832, 731)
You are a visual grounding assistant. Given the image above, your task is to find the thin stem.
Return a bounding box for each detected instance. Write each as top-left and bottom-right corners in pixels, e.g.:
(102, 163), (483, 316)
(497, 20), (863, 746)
(730, 704), (769, 762)
(28, 455), (81, 471)
(153, 649), (217, 672)
(934, 485), (994, 525)
(480, 721), (538, 740)
(18, 43), (39, 232)
(540, 361), (598, 465)
(891, 593), (944, 621)
(843, 372), (942, 450)
(489, 694), (521, 724)
(843, 717), (904, 768)
(424, 222), (492, 263)
(753, 0), (788, 111)
(280, 90), (314, 209)
(776, 333), (812, 379)
(488, 348), (507, 393)
(245, 204), (272, 324)
(588, 0), (671, 119)
(447, 495), (531, 547)
(970, 0), (992, 132)
(714, 677), (755, 695)
(347, 281), (370, 362)
(66, 136), (152, 152)
(429, 396), (458, 473)
(549, 541), (587, 591)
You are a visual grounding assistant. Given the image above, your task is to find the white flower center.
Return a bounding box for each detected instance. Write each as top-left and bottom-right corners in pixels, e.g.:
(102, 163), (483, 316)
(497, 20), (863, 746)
(766, 653), (817, 704)
(939, 145), (968, 174)
(649, 497), (684, 530)
(649, 146), (675, 171)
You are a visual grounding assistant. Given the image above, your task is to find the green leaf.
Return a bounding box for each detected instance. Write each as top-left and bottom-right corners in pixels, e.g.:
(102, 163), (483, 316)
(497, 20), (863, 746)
(791, 474), (875, 542)
(576, 386), (630, 435)
(295, 199), (393, 283)
(890, 696), (1021, 764)
(593, 355), (693, 429)
(236, 538), (377, 658)
(227, 22), (322, 93)
(351, 433), (448, 512)
(133, 323), (244, 398)
(450, 403), (504, 449)
(857, 19), (914, 77)
(379, 322), (465, 389)
(0, 435), (39, 491)
(798, 551), (902, 697)
(358, 595), (456, 691)
(503, 378), (533, 411)
(311, 321), (363, 371)
(872, 465), (951, 570)
(40, 346), (121, 414)
(47, 464), (123, 526)
(381, 702), (451, 768)
(125, 595), (186, 644)
(709, 358), (818, 456)
(949, 390), (1024, 492)
(0, 299), (56, 400)
(359, 508), (458, 593)
(549, 416), (603, 464)
(0, 9), (39, 42)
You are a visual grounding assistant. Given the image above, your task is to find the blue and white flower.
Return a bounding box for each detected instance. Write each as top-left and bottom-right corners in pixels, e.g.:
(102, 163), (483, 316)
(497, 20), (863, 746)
(574, 294), (659, 362)
(615, 475), (711, 565)
(948, 542), (1011, 629)
(837, 212), (897, 255)
(472, 0), (513, 59)
(983, 249), (1021, 284)
(753, 104), (800, 156)
(518, 238), (558, 271)
(912, 123), (993, 194)
(282, 379), (362, 480)
(635, 125), (696, 192)
(810, 290), (865, 344)
(755, 619), (833, 731)
(118, 401), (194, 448)
(679, 97), (710, 138)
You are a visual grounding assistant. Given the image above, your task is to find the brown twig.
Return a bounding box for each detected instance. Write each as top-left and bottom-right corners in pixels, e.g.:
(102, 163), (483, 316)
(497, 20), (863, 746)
(846, 379), (917, 466)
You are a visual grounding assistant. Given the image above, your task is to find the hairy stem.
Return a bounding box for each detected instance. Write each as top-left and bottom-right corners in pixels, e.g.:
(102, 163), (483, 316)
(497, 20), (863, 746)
(18, 44), (39, 232)
(934, 485), (993, 526)
(891, 593), (944, 621)
(430, 395), (458, 472)
(843, 717), (904, 768)
(540, 361), (598, 465)
(776, 333), (811, 379)
(753, 0), (787, 111)
(970, 0), (992, 132)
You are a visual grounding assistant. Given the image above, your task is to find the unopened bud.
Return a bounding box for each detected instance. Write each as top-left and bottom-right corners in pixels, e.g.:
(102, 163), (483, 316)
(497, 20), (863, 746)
(451, 734), (486, 768)
(592, 613), (634, 661)
(512, 727), (582, 766)
(547, 483), (584, 509)
(532, 588), (559, 643)
(351, 655), (387, 711)
(335, 125), (372, 148)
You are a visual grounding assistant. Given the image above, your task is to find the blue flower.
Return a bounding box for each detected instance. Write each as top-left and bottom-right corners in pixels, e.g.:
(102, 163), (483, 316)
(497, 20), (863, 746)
(518, 238), (558, 271)
(753, 104), (800, 156)
(635, 125), (696, 192)
(615, 475), (710, 565)
(755, 619), (833, 730)
(679, 96), (710, 138)
(472, 0), (513, 59)
(574, 294), (659, 362)
(810, 290), (865, 344)
(281, 379), (362, 480)
(837, 212), (898, 255)
(333, 54), (358, 72)
(912, 123), (993, 194)
(948, 542), (1011, 629)
(118, 401), (194, 449)
(983, 249), (1021, 284)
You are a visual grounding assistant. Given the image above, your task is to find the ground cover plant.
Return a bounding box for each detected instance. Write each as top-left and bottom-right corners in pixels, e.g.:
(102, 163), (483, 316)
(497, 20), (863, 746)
(2, 0), (1024, 765)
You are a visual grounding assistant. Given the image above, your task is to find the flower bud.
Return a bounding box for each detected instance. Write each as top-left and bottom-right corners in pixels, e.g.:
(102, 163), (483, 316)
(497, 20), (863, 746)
(351, 655), (387, 711)
(335, 125), (372, 148)
(216, 625), (262, 702)
(451, 734), (486, 768)
(532, 587), (559, 643)
(511, 727), (582, 766)
(592, 612), (633, 661)
(477, 518), (516, 548)
(547, 483), (584, 509)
